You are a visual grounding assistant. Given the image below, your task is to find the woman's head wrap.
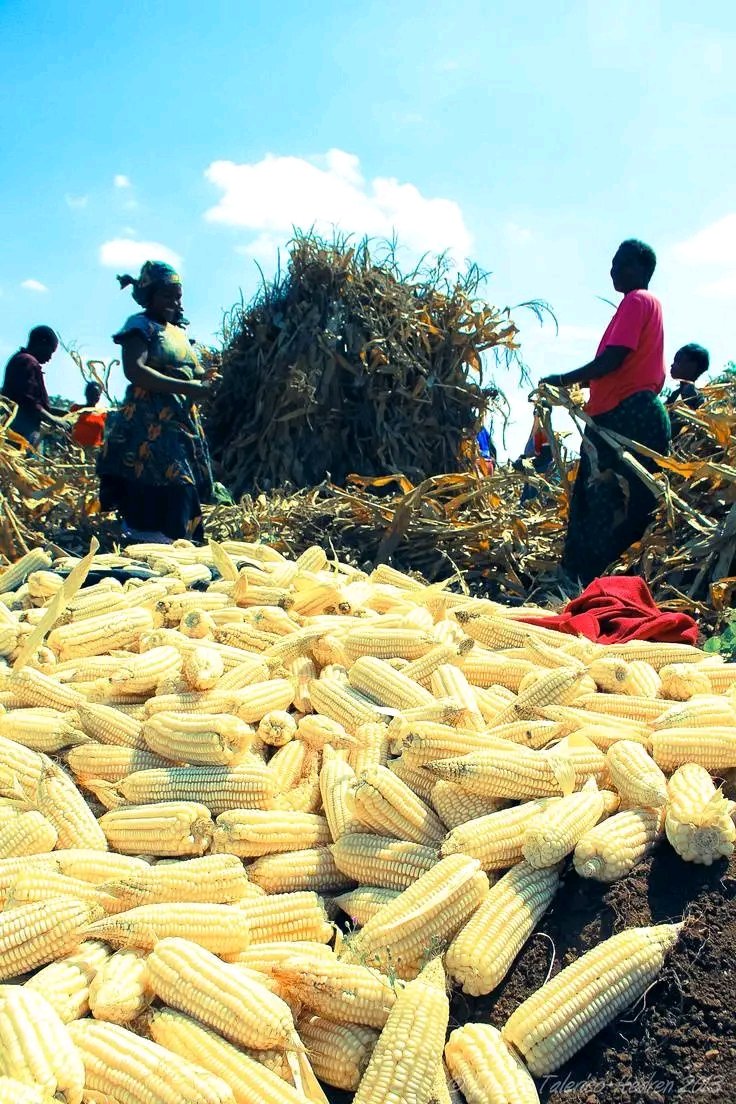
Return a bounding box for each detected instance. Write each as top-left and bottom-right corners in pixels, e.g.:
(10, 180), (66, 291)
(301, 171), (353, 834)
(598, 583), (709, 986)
(117, 261), (181, 308)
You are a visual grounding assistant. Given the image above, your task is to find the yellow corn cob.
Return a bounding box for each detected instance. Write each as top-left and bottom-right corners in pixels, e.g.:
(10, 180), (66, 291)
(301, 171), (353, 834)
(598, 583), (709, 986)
(0, 549), (52, 594)
(9, 668), (84, 711)
(473, 684), (524, 725)
(24, 940), (111, 1022)
(368, 565), (424, 592)
(652, 727), (736, 772)
(351, 958), (449, 1104)
(87, 901), (252, 954)
(214, 622), (280, 651)
(6, 869), (113, 912)
(502, 923), (682, 1075)
(176, 645), (224, 692)
(0, 984), (85, 1104)
(147, 1006), (307, 1104)
(446, 861), (558, 996)
(352, 763), (445, 845)
(98, 801), (214, 856)
(587, 656), (633, 693)
(615, 659), (662, 699)
(342, 627), (436, 665)
(247, 845), (351, 894)
(274, 955), (401, 1029)
(388, 755), (437, 804)
(702, 660), (736, 693)
(430, 781), (504, 829)
(286, 655), (316, 713)
(231, 679), (295, 724)
(298, 1014), (378, 1092)
(178, 608), (217, 638)
(0, 735), (46, 800)
(147, 936), (299, 1051)
(348, 656), (435, 712)
(331, 832), (438, 889)
(106, 646), (182, 696)
(427, 742), (577, 800)
(237, 890), (332, 942)
(118, 763), (275, 814)
(342, 854), (489, 978)
(0, 627), (19, 661)
(665, 763), (736, 864)
(522, 782), (609, 868)
(540, 703), (651, 743)
(308, 679), (385, 735)
(268, 740), (307, 792)
(88, 947), (152, 1024)
(606, 740), (668, 807)
(258, 710), (297, 747)
(0, 810), (57, 858)
(652, 696), (736, 730)
(490, 668), (586, 727)
(0, 707), (87, 753)
(75, 702), (146, 750)
(50, 848), (151, 885)
(68, 1018), (234, 1104)
(445, 1022), (540, 1104)
(34, 756), (107, 851)
(456, 612), (561, 651)
(67, 745), (170, 784)
(401, 642), (472, 689)
(100, 853), (255, 911)
(0, 896), (98, 980)
(441, 799), (556, 870)
(334, 886), (401, 926)
(224, 940), (334, 971)
(319, 746), (361, 841)
(658, 663), (712, 701)
(400, 721), (501, 768)
(142, 711), (254, 766)
(430, 664), (486, 730)
(212, 809), (332, 857)
(48, 608), (153, 662)
(64, 586), (128, 623)
(349, 722), (390, 774)
(602, 641), (703, 669)
(0, 1076), (54, 1104)
(574, 807), (665, 882)
(574, 692), (669, 722)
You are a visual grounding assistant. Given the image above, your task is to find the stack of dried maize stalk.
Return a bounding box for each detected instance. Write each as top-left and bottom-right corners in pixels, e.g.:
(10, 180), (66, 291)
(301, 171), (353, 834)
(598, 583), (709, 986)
(0, 538), (732, 1103)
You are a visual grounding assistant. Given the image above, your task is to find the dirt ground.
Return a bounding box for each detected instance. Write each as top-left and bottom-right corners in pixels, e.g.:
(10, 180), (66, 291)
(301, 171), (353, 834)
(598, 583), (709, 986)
(325, 848), (735, 1104)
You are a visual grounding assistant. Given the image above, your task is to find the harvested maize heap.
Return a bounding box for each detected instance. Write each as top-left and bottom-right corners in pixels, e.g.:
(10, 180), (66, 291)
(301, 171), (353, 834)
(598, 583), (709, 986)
(0, 537), (729, 1100)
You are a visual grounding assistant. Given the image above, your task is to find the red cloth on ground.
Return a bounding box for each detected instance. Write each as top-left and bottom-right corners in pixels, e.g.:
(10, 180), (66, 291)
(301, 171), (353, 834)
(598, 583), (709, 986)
(521, 576), (699, 645)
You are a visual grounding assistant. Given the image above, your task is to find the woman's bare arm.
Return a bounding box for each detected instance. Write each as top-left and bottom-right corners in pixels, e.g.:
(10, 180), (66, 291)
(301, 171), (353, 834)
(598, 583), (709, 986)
(120, 332), (210, 398)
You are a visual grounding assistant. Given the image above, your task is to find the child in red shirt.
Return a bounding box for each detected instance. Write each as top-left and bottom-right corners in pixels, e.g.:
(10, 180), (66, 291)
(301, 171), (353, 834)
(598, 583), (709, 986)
(70, 382), (107, 449)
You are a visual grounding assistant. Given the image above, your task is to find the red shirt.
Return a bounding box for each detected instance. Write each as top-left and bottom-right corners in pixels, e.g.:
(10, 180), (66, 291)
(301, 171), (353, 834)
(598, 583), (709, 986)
(70, 404), (107, 447)
(586, 290), (665, 417)
(1, 350), (50, 415)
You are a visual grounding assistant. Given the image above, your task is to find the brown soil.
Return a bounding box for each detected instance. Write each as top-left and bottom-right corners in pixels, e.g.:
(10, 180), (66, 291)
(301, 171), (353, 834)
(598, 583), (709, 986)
(325, 848), (735, 1104)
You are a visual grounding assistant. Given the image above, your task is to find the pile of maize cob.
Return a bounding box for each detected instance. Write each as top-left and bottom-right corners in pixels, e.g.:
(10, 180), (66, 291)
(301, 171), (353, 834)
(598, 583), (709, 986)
(0, 539), (733, 1103)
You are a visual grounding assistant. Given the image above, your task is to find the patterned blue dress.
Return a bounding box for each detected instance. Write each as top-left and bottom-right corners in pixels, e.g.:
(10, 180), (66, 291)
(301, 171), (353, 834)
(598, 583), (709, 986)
(97, 313), (214, 540)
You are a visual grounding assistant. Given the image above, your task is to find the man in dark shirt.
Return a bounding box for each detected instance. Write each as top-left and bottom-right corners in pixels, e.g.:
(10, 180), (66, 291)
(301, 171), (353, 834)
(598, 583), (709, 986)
(666, 343), (709, 411)
(1, 325), (68, 443)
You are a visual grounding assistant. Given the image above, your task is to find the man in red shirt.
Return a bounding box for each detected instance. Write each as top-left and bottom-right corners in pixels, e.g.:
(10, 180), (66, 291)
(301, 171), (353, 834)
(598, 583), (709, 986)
(1, 326), (68, 444)
(540, 240), (670, 584)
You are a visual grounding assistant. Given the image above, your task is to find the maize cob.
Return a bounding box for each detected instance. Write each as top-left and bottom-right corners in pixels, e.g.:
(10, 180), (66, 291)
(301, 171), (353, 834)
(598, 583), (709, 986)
(309, 678), (385, 735)
(652, 696), (736, 730)
(100, 853), (255, 910)
(274, 955), (401, 1028)
(88, 947), (152, 1023)
(652, 727), (736, 772)
(67, 744), (170, 784)
(298, 1014), (379, 1091)
(574, 692), (669, 722)
(258, 710), (297, 747)
(0, 549), (52, 595)
(602, 640), (702, 669)
(430, 665), (486, 730)
(587, 656), (633, 693)
(574, 807), (665, 882)
(178, 608), (216, 638)
(400, 641), (470, 687)
(24, 940), (111, 1022)
(147, 936), (299, 1051)
(427, 741), (578, 800)
(342, 854), (489, 978)
(76, 702), (146, 749)
(0, 707), (88, 753)
(431, 780), (504, 829)
(502, 923), (682, 1075)
(446, 861), (559, 995)
(0, 984), (85, 1104)
(0, 1077), (54, 1103)
(142, 711), (253, 766)
(319, 746), (362, 841)
(64, 586), (128, 623)
(456, 612), (561, 651)
(107, 646), (181, 695)
(217, 656), (270, 691)
(606, 739), (668, 807)
(67, 1018), (234, 1104)
(9, 668), (84, 711)
(331, 833), (438, 889)
(342, 627), (436, 665)
(6, 869), (114, 913)
(86, 901), (251, 954)
(400, 722), (502, 768)
(48, 608), (153, 661)
(491, 669), (586, 727)
(287, 655), (316, 713)
(147, 1006), (307, 1104)
(98, 801), (214, 856)
(348, 655), (435, 712)
(665, 763), (736, 864)
(522, 781), (610, 868)
(352, 763), (445, 845)
(215, 622), (280, 651)
(658, 663), (713, 700)
(540, 703), (651, 743)
(0, 810), (57, 858)
(388, 755), (437, 804)
(268, 741), (308, 792)
(441, 799), (557, 870)
(459, 649), (536, 692)
(35, 757), (107, 851)
(334, 886), (401, 926)
(51, 848), (151, 885)
(445, 1023), (540, 1104)
(352, 959), (449, 1104)
(118, 763), (275, 814)
(212, 809), (332, 857)
(702, 661), (736, 693)
(224, 941), (334, 971)
(247, 846), (351, 894)
(0, 896), (98, 980)
(237, 891), (333, 943)
(0, 736), (49, 801)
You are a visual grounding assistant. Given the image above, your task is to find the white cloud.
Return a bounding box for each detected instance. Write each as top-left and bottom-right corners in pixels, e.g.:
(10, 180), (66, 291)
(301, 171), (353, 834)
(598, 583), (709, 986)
(671, 214), (736, 265)
(505, 222), (533, 245)
(698, 272), (736, 300)
(99, 239), (181, 270)
(65, 194), (88, 210)
(20, 279), (48, 293)
(114, 175), (132, 189)
(204, 149), (472, 261)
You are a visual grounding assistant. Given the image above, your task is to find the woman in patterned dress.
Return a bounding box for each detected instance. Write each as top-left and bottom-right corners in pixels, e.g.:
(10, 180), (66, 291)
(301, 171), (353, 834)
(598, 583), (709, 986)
(98, 261), (216, 542)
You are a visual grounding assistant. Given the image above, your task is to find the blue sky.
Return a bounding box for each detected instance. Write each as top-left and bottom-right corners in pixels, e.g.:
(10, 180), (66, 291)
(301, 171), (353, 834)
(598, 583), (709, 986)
(1, 0), (735, 457)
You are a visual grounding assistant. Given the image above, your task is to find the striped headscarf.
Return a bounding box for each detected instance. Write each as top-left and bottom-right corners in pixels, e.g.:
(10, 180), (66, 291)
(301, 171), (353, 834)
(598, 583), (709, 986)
(117, 261), (182, 308)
